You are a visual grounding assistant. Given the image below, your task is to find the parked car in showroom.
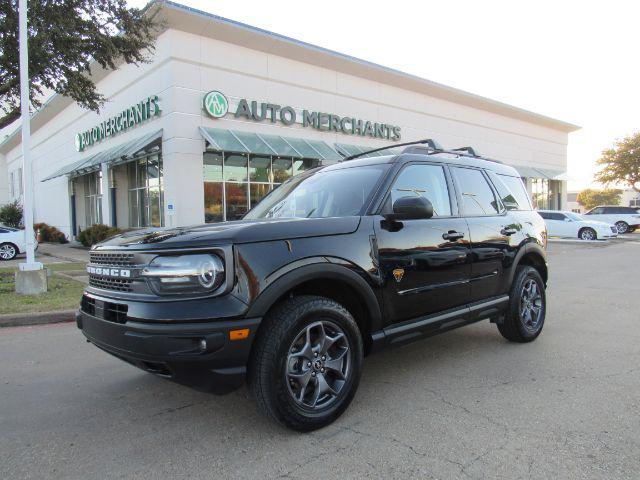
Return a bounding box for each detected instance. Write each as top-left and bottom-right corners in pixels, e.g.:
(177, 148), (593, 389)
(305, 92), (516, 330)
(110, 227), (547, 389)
(76, 140), (549, 431)
(537, 210), (617, 240)
(0, 225), (27, 260)
(583, 205), (640, 234)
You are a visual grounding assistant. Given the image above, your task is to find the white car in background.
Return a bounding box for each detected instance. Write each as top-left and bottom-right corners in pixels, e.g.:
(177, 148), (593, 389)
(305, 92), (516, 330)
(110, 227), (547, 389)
(0, 225), (27, 260)
(583, 205), (640, 234)
(537, 210), (618, 241)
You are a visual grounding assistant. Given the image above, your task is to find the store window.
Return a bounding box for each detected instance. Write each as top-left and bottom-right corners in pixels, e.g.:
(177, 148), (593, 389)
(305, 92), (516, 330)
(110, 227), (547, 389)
(83, 171), (103, 226)
(531, 178), (562, 210)
(203, 151), (319, 223)
(127, 153), (164, 228)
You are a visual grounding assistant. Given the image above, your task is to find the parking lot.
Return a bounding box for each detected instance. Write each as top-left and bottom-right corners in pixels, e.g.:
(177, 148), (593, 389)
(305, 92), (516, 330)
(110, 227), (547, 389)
(1, 238), (639, 480)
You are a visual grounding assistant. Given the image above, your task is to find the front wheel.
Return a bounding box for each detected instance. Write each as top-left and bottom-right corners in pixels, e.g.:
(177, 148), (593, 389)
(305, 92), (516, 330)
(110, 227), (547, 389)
(498, 266), (546, 343)
(0, 243), (18, 261)
(579, 227), (596, 241)
(248, 295), (363, 431)
(615, 221), (629, 234)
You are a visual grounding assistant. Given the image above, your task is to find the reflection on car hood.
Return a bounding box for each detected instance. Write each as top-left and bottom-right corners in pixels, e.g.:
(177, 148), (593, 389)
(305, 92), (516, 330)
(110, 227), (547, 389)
(582, 220), (615, 229)
(94, 216), (361, 250)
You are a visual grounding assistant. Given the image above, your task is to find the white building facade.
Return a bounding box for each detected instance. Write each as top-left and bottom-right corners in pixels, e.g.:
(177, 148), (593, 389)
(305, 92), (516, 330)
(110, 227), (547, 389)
(0, 1), (578, 238)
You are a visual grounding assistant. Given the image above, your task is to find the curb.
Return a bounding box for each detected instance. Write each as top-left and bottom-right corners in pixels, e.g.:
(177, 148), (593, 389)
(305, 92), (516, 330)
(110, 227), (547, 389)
(0, 309), (76, 328)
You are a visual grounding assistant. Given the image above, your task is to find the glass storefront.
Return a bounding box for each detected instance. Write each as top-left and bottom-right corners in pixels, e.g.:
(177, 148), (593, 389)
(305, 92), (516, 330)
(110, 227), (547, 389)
(204, 151), (317, 222)
(83, 171), (103, 226)
(127, 153), (164, 228)
(531, 178), (562, 210)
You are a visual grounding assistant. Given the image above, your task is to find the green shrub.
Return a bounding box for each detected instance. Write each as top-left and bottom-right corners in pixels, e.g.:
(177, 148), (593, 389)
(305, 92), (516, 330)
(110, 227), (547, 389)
(0, 201), (23, 228)
(34, 223), (68, 244)
(77, 224), (123, 247)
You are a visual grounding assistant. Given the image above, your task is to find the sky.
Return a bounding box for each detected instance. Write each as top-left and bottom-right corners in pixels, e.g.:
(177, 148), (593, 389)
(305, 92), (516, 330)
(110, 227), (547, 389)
(132, 0), (638, 191)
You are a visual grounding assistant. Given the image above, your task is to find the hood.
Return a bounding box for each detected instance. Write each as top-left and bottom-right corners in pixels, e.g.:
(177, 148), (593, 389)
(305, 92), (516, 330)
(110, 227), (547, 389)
(94, 216), (361, 250)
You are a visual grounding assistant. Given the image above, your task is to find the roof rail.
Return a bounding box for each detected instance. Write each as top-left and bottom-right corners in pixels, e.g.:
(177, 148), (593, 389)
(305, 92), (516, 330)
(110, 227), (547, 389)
(402, 144), (503, 164)
(342, 138), (442, 161)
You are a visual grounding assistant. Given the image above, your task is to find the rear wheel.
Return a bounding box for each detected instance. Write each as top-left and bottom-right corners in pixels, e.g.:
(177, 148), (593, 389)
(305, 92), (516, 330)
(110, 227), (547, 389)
(579, 227), (596, 241)
(0, 243), (18, 261)
(248, 295), (363, 431)
(498, 266), (546, 343)
(615, 221), (629, 234)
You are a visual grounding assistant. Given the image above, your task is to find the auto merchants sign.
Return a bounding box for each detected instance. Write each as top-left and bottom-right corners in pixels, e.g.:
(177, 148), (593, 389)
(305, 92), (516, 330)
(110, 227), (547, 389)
(203, 90), (401, 141)
(75, 96), (161, 152)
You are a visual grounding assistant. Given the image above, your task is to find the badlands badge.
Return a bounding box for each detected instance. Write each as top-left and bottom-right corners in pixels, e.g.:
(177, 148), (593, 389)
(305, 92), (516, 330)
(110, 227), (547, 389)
(392, 268), (405, 283)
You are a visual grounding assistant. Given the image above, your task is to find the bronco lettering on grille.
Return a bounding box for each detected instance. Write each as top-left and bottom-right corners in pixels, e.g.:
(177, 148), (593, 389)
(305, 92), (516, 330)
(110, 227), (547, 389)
(87, 266), (132, 278)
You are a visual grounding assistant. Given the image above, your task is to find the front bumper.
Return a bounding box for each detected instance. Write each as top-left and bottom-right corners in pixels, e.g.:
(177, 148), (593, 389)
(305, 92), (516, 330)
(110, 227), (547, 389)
(77, 305), (261, 392)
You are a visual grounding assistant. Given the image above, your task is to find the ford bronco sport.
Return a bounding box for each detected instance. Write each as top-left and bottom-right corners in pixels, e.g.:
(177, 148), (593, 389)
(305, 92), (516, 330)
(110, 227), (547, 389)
(77, 140), (548, 431)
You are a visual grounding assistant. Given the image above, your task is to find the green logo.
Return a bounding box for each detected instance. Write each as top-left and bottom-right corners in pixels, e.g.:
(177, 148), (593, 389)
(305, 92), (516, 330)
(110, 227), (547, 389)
(75, 133), (84, 152)
(204, 91), (229, 118)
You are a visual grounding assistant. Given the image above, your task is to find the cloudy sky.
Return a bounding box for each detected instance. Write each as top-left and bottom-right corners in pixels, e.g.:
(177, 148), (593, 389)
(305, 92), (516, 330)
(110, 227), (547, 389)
(128, 0), (640, 190)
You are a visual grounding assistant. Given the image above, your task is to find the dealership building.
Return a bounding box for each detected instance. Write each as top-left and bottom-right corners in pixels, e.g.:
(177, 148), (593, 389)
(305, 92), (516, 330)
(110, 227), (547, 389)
(0, 1), (578, 238)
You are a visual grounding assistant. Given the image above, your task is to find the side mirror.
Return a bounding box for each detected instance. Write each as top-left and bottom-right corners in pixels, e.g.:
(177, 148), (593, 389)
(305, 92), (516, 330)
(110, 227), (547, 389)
(387, 196), (434, 221)
(564, 217), (571, 222)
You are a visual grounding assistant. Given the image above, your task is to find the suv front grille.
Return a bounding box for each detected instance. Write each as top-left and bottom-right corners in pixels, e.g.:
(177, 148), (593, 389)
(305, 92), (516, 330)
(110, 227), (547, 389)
(89, 252), (134, 266)
(88, 276), (134, 292)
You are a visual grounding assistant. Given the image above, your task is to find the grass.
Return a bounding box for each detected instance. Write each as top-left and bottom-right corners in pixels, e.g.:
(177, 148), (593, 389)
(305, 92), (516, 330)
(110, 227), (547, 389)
(0, 263), (86, 315)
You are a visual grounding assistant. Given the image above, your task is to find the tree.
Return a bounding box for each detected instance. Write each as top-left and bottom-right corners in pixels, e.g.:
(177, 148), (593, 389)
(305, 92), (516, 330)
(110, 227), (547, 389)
(0, 200), (23, 228)
(595, 132), (640, 192)
(576, 188), (622, 211)
(0, 0), (159, 129)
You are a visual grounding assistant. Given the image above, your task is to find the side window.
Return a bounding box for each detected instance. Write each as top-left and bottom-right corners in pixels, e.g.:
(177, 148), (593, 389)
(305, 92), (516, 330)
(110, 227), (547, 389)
(603, 207), (615, 214)
(487, 172), (532, 211)
(451, 167), (501, 216)
(387, 164), (452, 217)
(0, 228), (7, 233)
(555, 213), (567, 221)
(537, 212), (550, 219)
(587, 207), (603, 215)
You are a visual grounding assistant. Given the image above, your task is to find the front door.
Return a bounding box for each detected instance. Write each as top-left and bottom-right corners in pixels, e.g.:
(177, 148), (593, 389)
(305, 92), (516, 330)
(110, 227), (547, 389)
(374, 163), (472, 324)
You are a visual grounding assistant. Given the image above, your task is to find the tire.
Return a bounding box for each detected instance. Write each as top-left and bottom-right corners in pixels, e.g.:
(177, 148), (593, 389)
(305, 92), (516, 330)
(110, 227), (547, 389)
(628, 227), (636, 233)
(248, 295), (363, 431)
(615, 221), (629, 234)
(497, 266), (546, 343)
(579, 227), (596, 241)
(0, 243), (18, 261)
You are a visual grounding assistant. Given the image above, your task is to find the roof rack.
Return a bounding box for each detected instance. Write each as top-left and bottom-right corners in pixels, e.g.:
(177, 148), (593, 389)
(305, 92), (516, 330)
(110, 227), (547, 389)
(342, 138), (442, 161)
(342, 138), (503, 164)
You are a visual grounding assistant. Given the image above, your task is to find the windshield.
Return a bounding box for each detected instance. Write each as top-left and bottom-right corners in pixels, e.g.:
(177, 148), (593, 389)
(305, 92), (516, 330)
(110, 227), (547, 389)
(565, 212), (584, 221)
(244, 165), (389, 219)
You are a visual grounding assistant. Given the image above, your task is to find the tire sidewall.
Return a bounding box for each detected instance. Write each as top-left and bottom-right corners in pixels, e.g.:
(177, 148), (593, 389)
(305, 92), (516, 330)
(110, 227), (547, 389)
(269, 300), (363, 428)
(510, 267), (546, 340)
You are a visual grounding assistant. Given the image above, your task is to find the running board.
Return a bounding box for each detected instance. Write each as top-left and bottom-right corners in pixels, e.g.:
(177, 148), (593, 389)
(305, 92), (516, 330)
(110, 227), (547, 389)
(370, 295), (509, 352)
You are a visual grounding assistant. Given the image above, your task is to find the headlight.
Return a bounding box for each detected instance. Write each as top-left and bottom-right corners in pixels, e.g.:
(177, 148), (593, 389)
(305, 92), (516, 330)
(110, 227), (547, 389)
(141, 254), (225, 296)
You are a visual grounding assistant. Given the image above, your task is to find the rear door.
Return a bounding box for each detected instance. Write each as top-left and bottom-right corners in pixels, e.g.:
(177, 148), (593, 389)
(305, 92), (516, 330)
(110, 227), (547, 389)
(449, 166), (517, 303)
(374, 162), (471, 324)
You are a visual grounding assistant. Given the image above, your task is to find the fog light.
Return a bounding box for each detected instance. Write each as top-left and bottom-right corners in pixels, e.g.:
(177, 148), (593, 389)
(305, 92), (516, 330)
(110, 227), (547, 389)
(199, 338), (207, 351)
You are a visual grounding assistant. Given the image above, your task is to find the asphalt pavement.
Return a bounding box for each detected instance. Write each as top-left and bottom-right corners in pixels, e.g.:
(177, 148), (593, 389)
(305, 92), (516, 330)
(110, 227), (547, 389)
(1, 239), (639, 479)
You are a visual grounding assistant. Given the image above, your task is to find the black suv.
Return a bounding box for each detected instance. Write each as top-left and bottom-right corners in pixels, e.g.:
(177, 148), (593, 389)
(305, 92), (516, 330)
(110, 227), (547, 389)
(77, 141), (548, 431)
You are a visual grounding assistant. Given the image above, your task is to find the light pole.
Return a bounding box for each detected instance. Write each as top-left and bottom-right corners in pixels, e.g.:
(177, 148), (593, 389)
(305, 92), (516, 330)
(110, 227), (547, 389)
(16, 0), (46, 294)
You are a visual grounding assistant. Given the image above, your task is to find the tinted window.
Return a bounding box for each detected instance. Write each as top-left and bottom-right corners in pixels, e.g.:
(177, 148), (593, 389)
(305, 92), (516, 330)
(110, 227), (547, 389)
(0, 228), (7, 233)
(244, 165), (388, 219)
(586, 207), (604, 215)
(451, 167), (500, 215)
(387, 164), (451, 216)
(488, 172), (531, 210)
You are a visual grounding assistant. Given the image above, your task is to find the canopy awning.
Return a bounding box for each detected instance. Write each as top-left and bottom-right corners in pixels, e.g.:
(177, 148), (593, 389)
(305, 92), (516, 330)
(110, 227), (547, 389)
(533, 167), (571, 181)
(334, 142), (401, 158)
(42, 129), (163, 181)
(200, 127), (342, 162)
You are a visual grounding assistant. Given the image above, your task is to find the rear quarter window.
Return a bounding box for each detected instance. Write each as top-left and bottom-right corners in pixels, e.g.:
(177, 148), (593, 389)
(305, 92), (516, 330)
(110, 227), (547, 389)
(487, 172), (532, 211)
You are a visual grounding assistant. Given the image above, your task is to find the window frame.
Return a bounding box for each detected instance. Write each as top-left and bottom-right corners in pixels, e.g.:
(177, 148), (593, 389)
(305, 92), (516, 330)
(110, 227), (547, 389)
(448, 165), (506, 218)
(375, 161), (459, 219)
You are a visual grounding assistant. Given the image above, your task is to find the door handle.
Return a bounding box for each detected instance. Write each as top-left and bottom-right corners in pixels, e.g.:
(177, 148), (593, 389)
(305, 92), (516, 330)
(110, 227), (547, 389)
(501, 227), (517, 236)
(442, 230), (465, 241)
